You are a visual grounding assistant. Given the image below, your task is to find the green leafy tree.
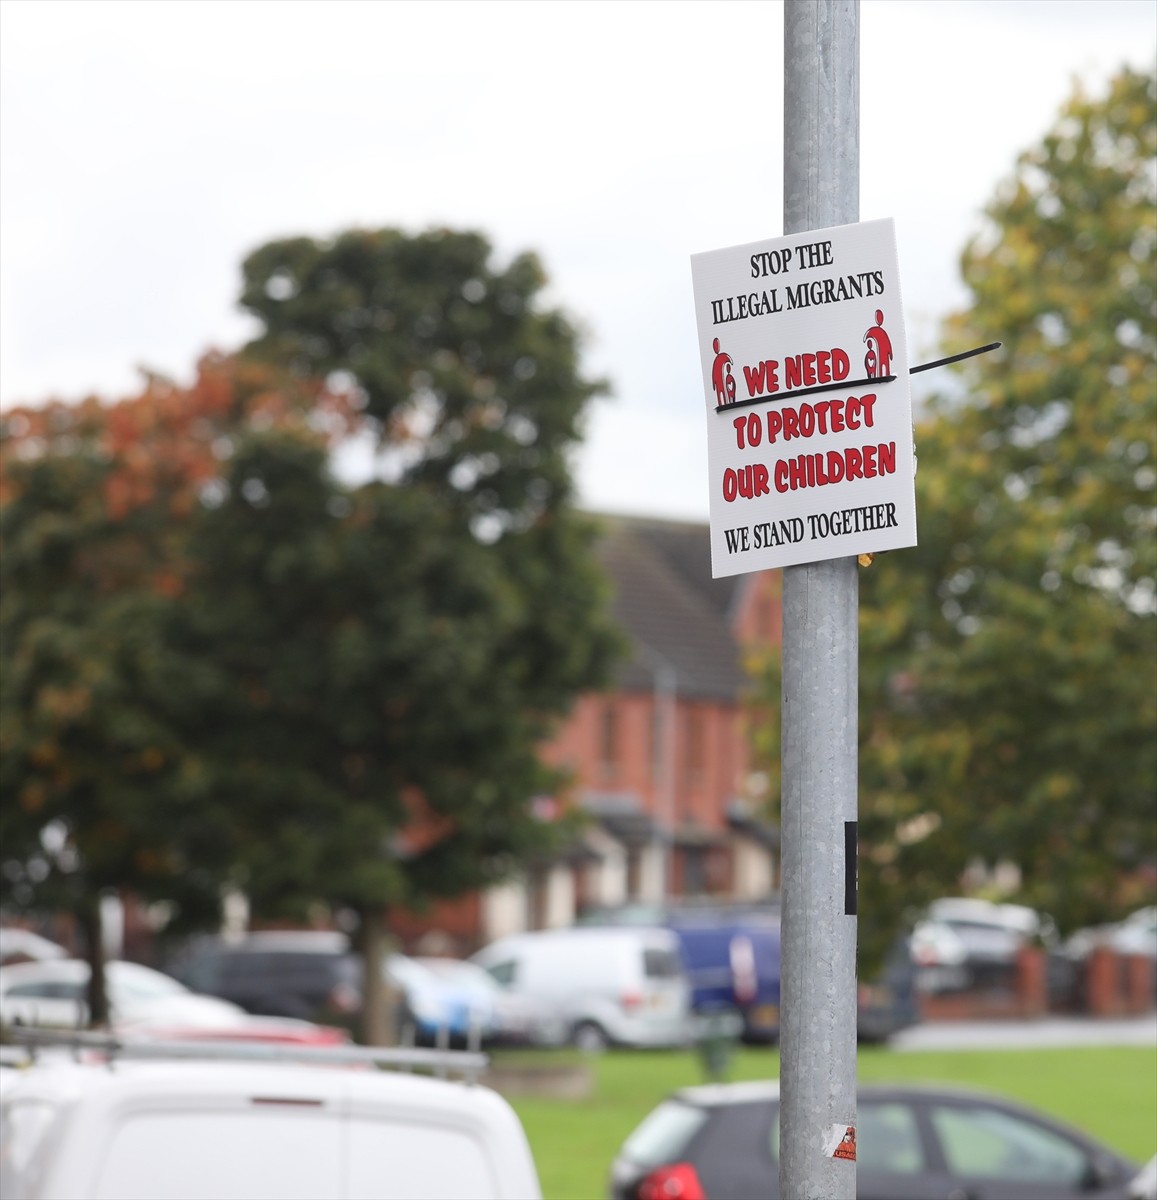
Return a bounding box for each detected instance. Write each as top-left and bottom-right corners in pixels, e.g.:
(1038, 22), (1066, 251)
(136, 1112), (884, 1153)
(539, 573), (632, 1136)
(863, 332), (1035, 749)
(747, 67), (1156, 974)
(239, 228), (596, 529)
(847, 65), (1157, 967)
(183, 227), (623, 1039)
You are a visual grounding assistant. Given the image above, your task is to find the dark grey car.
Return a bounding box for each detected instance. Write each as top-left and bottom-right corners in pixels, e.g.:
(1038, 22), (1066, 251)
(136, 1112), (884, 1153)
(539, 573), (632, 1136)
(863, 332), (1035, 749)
(610, 1080), (1141, 1200)
(165, 931), (362, 1026)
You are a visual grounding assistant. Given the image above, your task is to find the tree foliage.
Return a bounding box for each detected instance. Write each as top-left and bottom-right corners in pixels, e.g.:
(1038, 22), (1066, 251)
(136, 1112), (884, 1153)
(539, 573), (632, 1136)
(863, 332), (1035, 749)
(847, 65), (1157, 965)
(1, 229), (622, 1032)
(239, 228), (600, 534)
(213, 227), (622, 919)
(180, 435), (615, 919)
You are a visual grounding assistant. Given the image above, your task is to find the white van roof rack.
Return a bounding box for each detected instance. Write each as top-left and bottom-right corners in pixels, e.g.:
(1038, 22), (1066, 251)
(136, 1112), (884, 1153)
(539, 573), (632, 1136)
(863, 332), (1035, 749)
(5, 1027), (489, 1083)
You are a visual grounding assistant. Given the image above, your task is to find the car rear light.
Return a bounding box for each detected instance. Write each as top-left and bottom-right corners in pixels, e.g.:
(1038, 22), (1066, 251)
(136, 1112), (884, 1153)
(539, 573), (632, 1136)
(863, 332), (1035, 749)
(636, 1162), (706, 1200)
(621, 990), (643, 1012)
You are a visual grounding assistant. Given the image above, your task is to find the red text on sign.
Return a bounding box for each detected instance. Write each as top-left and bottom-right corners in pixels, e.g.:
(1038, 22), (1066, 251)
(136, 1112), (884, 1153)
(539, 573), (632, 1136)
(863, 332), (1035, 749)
(732, 395), (877, 450)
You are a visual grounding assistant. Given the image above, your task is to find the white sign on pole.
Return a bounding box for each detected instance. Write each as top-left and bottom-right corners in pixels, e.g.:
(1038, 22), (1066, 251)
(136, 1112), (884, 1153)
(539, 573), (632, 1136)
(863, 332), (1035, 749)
(690, 218), (917, 578)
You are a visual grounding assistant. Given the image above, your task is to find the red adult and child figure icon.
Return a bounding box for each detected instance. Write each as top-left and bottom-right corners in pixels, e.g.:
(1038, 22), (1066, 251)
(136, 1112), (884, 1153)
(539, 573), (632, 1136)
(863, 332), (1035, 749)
(863, 308), (893, 379)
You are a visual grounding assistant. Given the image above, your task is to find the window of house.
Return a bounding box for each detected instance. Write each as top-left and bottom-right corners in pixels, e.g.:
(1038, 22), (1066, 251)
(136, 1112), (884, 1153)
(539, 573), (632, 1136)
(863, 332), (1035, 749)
(575, 860), (599, 913)
(526, 869), (548, 930)
(626, 849), (642, 899)
(706, 846), (729, 891)
(683, 847), (707, 895)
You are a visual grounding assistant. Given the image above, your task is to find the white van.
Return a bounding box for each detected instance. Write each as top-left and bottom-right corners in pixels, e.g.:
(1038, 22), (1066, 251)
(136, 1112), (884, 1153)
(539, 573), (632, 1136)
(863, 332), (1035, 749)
(471, 927), (691, 1052)
(0, 1041), (541, 1200)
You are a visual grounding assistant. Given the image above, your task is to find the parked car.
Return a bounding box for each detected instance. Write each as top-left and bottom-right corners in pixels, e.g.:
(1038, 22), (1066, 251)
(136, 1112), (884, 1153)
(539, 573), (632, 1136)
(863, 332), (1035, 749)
(910, 897), (1057, 994)
(926, 897), (1057, 939)
(167, 933), (535, 1045)
(165, 930), (363, 1026)
(0, 1042), (542, 1199)
(472, 926), (692, 1052)
(411, 957), (566, 1047)
(610, 1079), (1144, 1200)
(0, 959), (249, 1031)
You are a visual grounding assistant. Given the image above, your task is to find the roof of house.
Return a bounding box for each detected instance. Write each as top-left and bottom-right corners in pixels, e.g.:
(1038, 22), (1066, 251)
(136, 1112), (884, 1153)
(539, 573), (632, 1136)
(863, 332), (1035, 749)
(591, 514), (751, 702)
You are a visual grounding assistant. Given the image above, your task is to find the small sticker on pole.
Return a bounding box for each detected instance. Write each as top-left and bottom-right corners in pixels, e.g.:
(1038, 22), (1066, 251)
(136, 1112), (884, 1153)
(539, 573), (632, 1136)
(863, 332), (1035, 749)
(824, 1124), (857, 1162)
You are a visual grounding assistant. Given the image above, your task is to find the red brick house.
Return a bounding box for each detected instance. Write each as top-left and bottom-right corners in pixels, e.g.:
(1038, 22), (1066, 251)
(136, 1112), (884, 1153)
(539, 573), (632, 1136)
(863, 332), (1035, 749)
(389, 515), (782, 954)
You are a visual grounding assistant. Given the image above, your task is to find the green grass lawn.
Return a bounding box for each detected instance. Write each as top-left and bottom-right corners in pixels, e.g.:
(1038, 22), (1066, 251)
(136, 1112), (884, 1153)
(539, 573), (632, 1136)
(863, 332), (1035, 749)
(503, 1043), (1157, 1200)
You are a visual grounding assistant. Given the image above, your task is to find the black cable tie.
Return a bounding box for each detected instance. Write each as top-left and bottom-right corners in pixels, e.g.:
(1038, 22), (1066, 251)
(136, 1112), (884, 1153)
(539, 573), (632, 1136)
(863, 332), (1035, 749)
(909, 342), (1002, 375)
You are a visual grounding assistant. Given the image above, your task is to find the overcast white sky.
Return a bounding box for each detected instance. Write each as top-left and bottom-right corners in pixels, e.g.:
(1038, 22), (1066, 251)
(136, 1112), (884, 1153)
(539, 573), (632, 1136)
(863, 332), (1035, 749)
(2, 0), (1153, 521)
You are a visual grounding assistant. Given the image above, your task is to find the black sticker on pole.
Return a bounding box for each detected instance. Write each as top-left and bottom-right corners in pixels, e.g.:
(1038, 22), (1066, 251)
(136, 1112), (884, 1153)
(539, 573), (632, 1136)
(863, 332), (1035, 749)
(844, 821), (858, 915)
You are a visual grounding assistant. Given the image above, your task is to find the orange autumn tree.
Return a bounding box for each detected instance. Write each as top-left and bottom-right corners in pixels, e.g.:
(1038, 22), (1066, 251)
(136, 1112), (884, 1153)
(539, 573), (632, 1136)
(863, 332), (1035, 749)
(0, 354), (347, 1023)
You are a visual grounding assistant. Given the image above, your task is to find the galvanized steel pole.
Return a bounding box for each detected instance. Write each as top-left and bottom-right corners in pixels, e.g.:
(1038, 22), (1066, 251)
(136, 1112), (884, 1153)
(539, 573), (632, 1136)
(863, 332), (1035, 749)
(780, 3), (860, 1199)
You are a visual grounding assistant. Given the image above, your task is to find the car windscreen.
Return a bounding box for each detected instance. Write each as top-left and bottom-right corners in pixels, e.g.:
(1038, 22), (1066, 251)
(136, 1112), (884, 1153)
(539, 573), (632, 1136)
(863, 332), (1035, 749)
(619, 1100), (708, 1168)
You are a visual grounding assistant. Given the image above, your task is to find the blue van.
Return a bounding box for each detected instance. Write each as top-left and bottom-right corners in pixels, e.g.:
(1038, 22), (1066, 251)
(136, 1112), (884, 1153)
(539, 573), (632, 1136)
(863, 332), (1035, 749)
(576, 902), (918, 1044)
(667, 914), (782, 1042)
